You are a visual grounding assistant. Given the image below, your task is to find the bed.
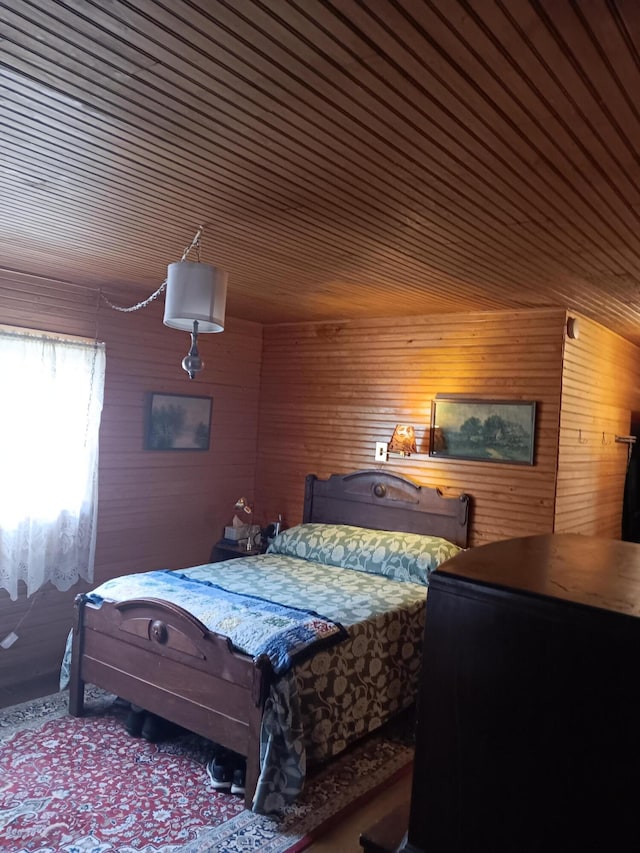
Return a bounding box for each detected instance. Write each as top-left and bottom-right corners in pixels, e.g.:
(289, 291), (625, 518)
(65, 469), (470, 812)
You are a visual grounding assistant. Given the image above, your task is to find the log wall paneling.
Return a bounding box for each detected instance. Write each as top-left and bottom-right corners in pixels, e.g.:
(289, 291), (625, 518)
(255, 308), (567, 547)
(0, 269), (262, 699)
(554, 313), (640, 537)
(4, 275), (640, 701)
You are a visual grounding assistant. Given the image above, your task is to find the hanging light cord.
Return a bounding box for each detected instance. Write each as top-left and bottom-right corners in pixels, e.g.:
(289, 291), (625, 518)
(101, 225), (204, 313)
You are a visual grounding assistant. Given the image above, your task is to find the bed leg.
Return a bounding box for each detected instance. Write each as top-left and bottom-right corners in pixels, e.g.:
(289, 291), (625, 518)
(68, 594), (87, 716)
(245, 748), (260, 810)
(245, 655), (271, 810)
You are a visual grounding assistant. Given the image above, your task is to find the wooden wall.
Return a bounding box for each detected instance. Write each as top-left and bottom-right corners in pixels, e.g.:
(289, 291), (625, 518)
(0, 269), (262, 702)
(255, 308), (567, 546)
(3, 278), (639, 701)
(555, 314), (640, 537)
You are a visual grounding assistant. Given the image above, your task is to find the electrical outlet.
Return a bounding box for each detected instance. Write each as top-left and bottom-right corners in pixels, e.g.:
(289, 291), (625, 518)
(0, 632), (18, 650)
(375, 441), (388, 462)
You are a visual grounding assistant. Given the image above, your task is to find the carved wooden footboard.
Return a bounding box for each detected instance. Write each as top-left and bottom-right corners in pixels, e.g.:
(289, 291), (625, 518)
(69, 594), (273, 808)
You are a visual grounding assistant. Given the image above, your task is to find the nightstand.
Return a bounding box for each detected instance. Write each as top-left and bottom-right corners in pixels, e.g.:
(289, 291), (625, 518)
(210, 540), (265, 562)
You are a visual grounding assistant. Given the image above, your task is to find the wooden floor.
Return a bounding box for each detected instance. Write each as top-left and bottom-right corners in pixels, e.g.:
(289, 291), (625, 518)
(305, 771), (411, 852)
(3, 673), (412, 852)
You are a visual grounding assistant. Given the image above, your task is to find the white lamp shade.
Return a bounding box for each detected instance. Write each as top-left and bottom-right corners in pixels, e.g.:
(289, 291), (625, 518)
(163, 260), (227, 332)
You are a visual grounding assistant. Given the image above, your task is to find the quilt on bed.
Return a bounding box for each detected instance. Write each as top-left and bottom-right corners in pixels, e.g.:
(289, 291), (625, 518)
(75, 568), (348, 674)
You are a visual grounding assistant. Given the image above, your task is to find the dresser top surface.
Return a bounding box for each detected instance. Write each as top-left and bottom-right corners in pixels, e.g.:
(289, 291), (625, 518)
(436, 534), (640, 618)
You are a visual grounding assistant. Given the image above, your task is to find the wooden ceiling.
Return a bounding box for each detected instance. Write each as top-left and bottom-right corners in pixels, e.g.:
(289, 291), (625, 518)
(2, 1), (640, 340)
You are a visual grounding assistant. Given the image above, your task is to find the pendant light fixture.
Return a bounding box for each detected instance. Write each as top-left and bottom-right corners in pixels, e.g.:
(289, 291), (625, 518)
(163, 229), (228, 379)
(101, 225), (228, 380)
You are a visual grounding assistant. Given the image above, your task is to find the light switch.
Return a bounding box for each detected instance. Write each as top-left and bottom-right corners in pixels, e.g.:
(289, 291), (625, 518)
(375, 441), (388, 462)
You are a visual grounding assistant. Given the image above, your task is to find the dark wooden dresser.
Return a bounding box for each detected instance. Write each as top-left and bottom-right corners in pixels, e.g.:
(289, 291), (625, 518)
(405, 533), (640, 853)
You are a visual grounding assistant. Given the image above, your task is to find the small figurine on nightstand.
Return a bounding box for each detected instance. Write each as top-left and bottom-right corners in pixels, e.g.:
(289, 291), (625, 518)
(232, 497), (257, 552)
(221, 497), (255, 551)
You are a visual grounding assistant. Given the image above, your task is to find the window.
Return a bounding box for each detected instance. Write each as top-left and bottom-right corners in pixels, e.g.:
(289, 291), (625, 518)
(0, 327), (106, 600)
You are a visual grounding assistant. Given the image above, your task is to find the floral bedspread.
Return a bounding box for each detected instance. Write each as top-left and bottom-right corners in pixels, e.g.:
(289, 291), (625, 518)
(185, 554), (429, 813)
(78, 568), (347, 674)
(61, 553), (429, 813)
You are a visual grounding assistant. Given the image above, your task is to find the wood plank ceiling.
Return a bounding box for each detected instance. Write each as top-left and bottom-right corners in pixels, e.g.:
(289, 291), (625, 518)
(2, 1), (640, 340)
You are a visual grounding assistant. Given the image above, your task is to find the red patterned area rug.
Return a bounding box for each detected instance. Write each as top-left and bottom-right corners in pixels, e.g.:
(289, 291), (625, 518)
(0, 688), (413, 853)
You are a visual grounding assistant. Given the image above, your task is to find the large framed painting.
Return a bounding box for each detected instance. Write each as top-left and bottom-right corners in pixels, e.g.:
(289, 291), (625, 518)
(145, 392), (213, 451)
(429, 397), (536, 465)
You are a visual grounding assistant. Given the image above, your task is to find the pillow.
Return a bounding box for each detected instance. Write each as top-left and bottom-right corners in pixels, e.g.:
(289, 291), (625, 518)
(267, 523), (461, 585)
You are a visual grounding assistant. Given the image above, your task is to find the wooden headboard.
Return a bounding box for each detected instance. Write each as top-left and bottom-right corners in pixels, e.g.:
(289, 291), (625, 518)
(303, 470), (470, 548)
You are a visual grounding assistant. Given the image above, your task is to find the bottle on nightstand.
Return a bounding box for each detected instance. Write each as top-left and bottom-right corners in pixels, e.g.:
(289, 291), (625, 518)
(264, 515), (283, 548)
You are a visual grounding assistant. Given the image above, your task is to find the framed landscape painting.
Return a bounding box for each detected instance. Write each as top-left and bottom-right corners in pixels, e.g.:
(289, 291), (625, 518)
(145, 392), (212, 451)
(429, 398), (536, 465)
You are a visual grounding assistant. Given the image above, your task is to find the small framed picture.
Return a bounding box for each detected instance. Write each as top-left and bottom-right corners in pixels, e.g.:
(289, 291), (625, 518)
(430, 397), (536, 465)
(145, 392), (213, 451)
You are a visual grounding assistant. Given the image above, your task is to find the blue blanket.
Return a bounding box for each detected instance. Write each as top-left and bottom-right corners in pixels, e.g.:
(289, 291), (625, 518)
(85, 568), (347, 674)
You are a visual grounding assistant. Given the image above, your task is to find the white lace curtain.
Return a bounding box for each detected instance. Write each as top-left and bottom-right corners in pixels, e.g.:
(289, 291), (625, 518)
(0, 328), (106, 600)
